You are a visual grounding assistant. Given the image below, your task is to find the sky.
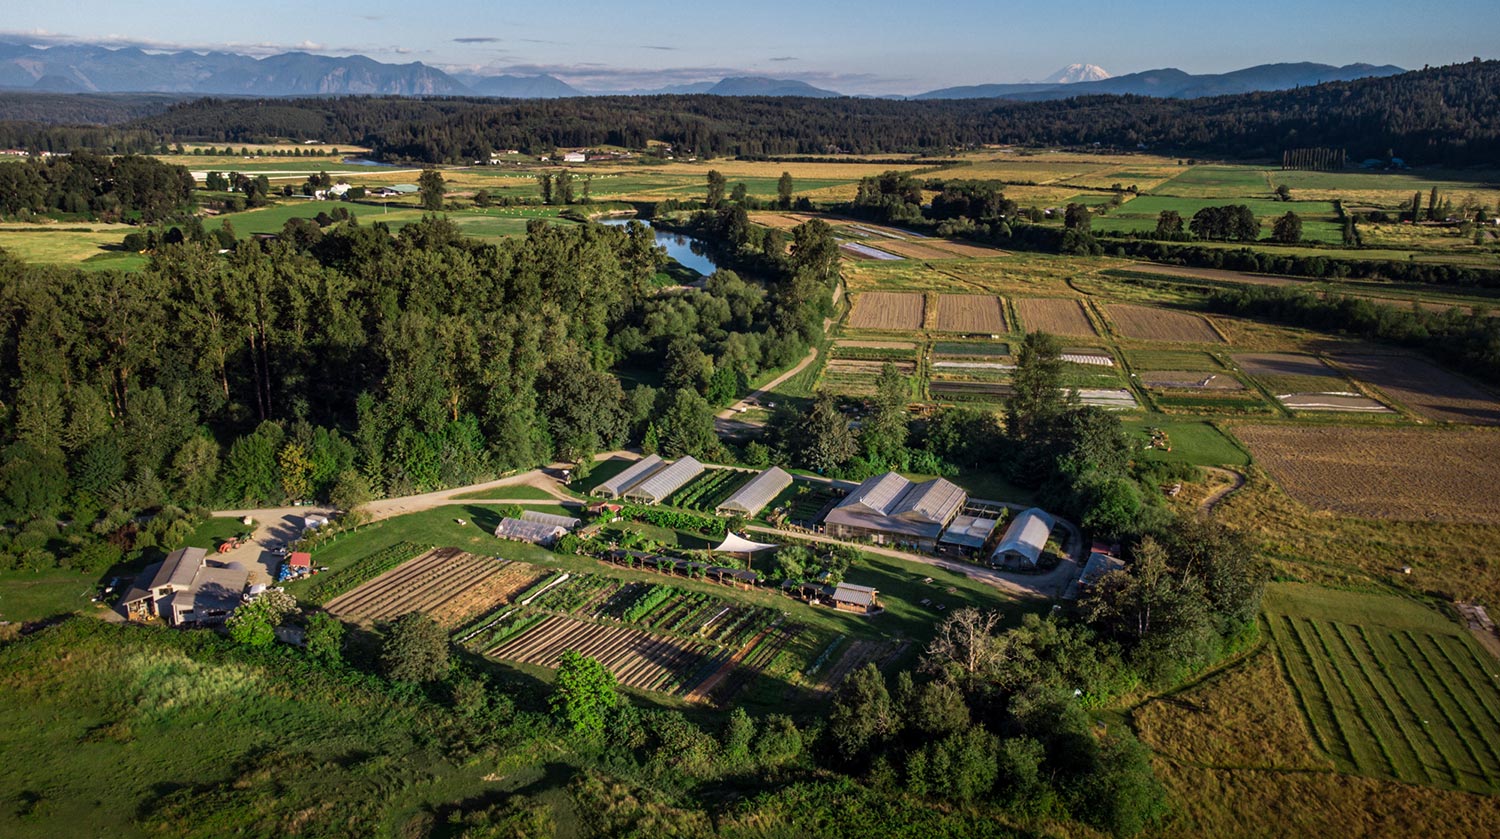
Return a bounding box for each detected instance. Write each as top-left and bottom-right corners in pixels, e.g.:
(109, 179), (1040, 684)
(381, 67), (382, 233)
(3, 0), (1496, 95)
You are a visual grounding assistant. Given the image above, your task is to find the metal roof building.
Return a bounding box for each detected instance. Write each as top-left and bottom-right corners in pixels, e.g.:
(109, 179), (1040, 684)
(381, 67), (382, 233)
(592, 455), (665, 498)
(716, 467), (793, 517)
(1077, 549), (1126, 588)
(990, 508), (1055, 567)
(622, 456), (704, 504)
(519, 510), (582, 530)
(937, 514), (999, 550)
(822, 472), (967, 549)
(121, 547), (249, 626)
(831, 582), (882, 614)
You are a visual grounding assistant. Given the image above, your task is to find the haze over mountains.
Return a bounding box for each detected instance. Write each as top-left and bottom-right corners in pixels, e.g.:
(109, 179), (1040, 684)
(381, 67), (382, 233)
(0, 40), (1402, 101)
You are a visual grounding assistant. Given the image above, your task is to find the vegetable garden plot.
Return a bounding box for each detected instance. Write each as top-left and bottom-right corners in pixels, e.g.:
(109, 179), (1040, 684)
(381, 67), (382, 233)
(847, 292), (924, 330)
(488, 614), (719, 695)
(1139, 370), (1245, 390)
(1105, 304), (1223, 343)
(325, 548), (525, 627)
(1013, 298), (1097, 337)
(1330, 353), (1500, 425)
(933, 294), (1006, 333)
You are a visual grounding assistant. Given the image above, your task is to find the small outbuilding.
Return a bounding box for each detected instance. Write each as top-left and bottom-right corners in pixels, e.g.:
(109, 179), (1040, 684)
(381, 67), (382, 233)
(1077, 549), (1126, 589)
(989, 508), (1055, 567)
(519, 510), (582, 530)
(830, 582), (882, 615)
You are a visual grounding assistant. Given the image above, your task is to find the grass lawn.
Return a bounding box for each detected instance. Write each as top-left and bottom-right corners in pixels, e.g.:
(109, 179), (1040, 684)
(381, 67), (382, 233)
(0, 568), (102, 623)
(448, 484), (558, 501)
(183, 516), (252, 551)
(1123, 417), (1250, 466)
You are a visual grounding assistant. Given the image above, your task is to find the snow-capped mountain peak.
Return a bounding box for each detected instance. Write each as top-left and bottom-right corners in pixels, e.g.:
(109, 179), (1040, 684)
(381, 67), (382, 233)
(1042, 63), (1111, 84)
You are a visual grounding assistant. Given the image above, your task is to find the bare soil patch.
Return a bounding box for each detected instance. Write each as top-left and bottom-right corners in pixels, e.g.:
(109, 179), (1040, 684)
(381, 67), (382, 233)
(1331, 353), (1500, 425)
(1277, 392), (1392, 412)
(1107, 303), (1224, 343)
(1232, 353), (1341, 379)
(1140, 370), (1245, 390)
(934, 294), (1006, 333)
(1014, 297), (1097, 337)
(1232, 425), (1500, 523)
(848, 291), (924, 330)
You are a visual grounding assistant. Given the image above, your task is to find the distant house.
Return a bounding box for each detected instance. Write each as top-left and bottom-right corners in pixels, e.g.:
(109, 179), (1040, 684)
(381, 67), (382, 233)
(389, 184), (420, 194)
(716, 467), (792, 517)
(830, 583), (882, 614)
(302, 513), (330, 531)
(562, 151), (587, 163)
(822, 472), (967, 550)
(989, 508), (1055, 567)
(119, 547), (250, 627)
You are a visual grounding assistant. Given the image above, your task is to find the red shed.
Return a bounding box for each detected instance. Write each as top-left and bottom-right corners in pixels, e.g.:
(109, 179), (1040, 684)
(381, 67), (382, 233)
(288, 551), (313, 570)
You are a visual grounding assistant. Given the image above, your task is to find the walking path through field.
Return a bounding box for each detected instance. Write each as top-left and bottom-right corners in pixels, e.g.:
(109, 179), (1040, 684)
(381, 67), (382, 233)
(1199, 467), (1246, 514)
(716, 345), (819, 421)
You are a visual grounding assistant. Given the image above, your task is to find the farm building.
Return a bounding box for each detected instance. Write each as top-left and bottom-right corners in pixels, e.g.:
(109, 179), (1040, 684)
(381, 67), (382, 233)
(621, 456), (705, 504)
(562, 151), (587, 163)
(1077, 548), (1126, 589)
(937, 514), (999, 552)
(494, 517), (569, 546)
(711, 532), (780, 558)
(591, 455), (666, 498)
(288, 551), (312, 571)
(989, 508), (1055, 567)
(716, 467), (793, 516)
(119, 547), (250, 627)
(301, 513), (330, 530)
(831, 583), (882, 614)
(822, 472), (967, 550)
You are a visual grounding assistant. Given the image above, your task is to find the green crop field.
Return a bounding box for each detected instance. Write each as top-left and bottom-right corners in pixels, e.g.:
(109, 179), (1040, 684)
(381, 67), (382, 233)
(1154, 165), (1274, 197)
(202, 201), (574, 239)
(1264, 584), (1500, 793)
(1092, 194), (1344, 243)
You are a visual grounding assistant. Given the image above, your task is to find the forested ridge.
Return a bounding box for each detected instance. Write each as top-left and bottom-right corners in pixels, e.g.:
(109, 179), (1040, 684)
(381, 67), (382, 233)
(0, 60), (1498, 164)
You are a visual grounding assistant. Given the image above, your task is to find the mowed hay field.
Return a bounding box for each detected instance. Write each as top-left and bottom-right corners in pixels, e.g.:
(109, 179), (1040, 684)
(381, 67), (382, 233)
(1013, 297), (1097, 337)
(1263, 584), (1500, 793)
(1232, 425), (1500, 523)
(1106, 303), (1224, 343)
(1137, 640), (1500, 839)
(1331, 353), (1500, 425)
(847, 291), (924, 330)
(934, 294), (1006, 333)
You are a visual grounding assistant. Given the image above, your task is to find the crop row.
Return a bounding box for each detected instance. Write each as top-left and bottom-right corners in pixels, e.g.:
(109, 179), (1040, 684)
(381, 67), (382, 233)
(304, 542), (426, 605)
(472, 611), (546, 653)
(530, 573), (616, 614)
(669, 470), (740, 512)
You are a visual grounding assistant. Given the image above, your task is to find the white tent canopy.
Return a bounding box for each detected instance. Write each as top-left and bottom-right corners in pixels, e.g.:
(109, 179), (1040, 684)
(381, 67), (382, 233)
(712, 532), (780, 554)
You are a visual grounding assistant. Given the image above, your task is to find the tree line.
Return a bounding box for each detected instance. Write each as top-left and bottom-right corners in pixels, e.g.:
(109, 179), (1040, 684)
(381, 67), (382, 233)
(3, 60), (1500, 165)
(0, 212), (841, 574)
(0, 152), (193, 221)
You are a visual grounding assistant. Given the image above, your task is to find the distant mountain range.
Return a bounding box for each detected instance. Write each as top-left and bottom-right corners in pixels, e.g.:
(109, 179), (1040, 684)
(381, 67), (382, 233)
(915, 62), (1404, 100)
(0, 41), (1405, 102)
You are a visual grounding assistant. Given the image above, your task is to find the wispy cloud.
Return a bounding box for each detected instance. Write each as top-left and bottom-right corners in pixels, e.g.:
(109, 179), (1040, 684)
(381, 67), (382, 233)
(642, 45), (677, 51)
(0, 28), (397, 58)
(453, 36), (501, 44)
(769, 56), (798, 62)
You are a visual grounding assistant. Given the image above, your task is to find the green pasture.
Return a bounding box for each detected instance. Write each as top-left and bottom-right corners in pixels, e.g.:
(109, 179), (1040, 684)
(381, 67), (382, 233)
(1264, 583), (1500, 793)
(0, 568), (101, 623)
(1122, 417), (1249, 466)
(1154, 165), (1273, 197)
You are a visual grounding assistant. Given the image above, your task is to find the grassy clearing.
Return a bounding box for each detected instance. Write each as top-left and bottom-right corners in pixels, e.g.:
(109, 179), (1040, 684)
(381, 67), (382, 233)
(448, 483), (558, 501)
(0, 568), (101, 623)
(1262, 583), (1500, 793)
(1122, 417), (1249, 466)
(0, 619), (522, 839)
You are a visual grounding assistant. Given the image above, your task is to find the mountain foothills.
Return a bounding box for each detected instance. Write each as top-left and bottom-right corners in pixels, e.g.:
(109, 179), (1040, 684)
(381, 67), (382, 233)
(2, 60), (1493, 166)
(0, 39), (1399, 99)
